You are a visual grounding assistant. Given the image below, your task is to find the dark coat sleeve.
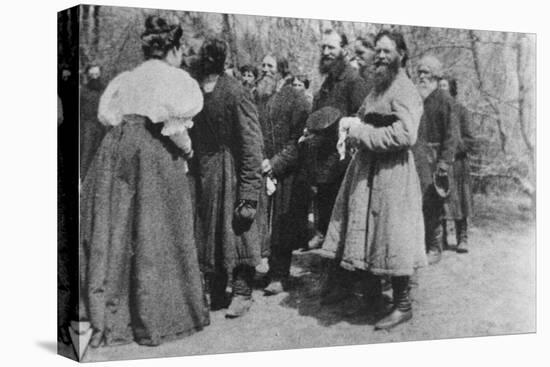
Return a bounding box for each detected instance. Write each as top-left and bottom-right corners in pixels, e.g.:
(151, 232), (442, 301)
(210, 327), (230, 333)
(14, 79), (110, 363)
(233, 89), (264, 202)
(270, 92), (311, 177)
(438, 95), (460, 167)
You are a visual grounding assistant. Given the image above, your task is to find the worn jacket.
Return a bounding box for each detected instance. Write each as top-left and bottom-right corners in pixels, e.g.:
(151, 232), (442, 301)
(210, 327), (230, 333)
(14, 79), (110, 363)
(193, 75), (264, 273)
(413, 88), (460, 192)
(307, 63), (369, 185)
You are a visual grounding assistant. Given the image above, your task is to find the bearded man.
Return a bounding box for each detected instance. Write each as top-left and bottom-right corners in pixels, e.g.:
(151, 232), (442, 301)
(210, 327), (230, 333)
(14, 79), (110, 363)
(307, 29), (369, 250)
(413, 56), (460, 265)
(439, 77), (476, 254)
(253, 54), (311, 295)
(317, 30), (427, 330)
(354, 35), (376, 93)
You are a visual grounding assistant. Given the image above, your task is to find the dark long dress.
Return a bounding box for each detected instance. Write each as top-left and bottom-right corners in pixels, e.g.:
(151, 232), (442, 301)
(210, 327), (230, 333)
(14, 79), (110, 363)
(80, 116), (209, 346)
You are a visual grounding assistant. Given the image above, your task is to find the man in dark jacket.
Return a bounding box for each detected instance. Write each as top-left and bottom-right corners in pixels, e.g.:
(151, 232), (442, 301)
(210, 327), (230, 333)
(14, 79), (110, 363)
(254, 55), (311, 295)
(303, 29), (369, 305)
(439, 77), (477, 253)
(192, 38), (264, 318)
(308, 29), (369, 250)
(413, 55), (460, 265)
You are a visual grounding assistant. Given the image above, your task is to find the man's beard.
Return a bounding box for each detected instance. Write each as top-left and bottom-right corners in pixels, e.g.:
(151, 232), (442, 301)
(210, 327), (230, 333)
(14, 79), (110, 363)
(417, 79), (438, 99)
(373, 56), (400, 94)
(256, 73), (277, 99)
(319, 52), (346, 76)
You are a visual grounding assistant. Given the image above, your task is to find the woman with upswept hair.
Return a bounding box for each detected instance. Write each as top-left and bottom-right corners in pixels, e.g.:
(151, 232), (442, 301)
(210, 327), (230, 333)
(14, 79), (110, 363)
(79, 15), (209, 347)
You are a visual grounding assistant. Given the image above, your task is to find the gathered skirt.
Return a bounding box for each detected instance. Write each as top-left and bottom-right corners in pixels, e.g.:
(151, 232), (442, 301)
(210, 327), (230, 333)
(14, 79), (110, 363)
(79, 119), (209, 346)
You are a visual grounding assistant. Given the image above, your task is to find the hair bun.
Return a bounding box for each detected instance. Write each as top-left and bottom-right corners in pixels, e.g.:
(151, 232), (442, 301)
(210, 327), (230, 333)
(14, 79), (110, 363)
(144, 15), (173, 36)
(141, 15), (183, 60)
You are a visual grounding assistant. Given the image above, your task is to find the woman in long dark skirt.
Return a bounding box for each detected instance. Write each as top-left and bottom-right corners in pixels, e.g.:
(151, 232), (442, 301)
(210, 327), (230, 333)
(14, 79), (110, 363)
(79, 16), (209, 347)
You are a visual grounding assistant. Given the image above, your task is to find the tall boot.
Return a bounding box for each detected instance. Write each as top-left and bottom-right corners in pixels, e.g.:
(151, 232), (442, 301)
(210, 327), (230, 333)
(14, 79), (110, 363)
(226, 265), (254, 319)
(374, 276), (412, 330)
(455, 218), (469, 254)
(363, 272), (392, 316)
(207, 271), (231, 311)
(427, 221), (443, 265)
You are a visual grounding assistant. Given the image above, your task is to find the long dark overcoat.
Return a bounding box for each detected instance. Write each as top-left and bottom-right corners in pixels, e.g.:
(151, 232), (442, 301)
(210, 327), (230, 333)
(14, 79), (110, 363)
(256, 85), (311, 257)
(444, 102), (475, 219)
(193, 75), (264, 275)
(412, 88), (460, 194)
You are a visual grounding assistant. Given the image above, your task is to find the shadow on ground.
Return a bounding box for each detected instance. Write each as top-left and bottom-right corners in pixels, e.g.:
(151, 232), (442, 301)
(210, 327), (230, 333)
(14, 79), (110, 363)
(275, 252), (381, 327)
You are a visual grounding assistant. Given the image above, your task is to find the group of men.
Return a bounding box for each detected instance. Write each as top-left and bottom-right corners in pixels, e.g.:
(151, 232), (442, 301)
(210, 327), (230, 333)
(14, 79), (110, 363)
(77, 27), (475, 330)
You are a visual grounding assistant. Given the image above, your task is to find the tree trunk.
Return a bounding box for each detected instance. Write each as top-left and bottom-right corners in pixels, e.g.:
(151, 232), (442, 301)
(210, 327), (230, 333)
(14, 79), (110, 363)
(469, 30), (507, 153)
(222, 14), (238, 67)
(515, 35), (535, 162)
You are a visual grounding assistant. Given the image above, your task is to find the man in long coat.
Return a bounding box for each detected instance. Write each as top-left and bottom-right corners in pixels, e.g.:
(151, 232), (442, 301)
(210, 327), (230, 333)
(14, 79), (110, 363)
(413, 56), (460, 265)
(439, 77), (476, 253)
(254, 55), (311, 295)
(192, 39), (264, 318)
(318, 30), (427, 330)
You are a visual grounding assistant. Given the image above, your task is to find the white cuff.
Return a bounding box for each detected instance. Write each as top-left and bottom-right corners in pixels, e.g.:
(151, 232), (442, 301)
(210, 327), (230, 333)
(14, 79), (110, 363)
(161, 118), (194, 136)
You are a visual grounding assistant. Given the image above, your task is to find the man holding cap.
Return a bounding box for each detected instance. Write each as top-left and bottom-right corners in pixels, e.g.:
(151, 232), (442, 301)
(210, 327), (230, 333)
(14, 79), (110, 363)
(413, 55), (460, 265)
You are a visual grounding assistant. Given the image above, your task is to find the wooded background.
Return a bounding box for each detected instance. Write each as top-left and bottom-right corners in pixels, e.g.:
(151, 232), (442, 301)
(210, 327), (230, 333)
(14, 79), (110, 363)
(58, 5), (536, 208)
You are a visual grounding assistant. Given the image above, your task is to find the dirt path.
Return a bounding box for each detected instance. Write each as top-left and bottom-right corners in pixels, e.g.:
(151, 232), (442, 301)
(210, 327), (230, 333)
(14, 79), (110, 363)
(72, 194), (535, 362)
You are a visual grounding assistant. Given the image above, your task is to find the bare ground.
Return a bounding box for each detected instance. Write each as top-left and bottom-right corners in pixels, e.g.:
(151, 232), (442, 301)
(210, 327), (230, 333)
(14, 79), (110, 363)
(64, 194), (536, 362)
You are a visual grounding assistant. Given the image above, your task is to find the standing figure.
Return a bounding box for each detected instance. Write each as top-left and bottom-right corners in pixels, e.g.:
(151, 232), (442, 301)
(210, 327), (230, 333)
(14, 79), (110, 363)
(413, 55), (460, 265)
(80, 64), (107, 180)
(318, 30), (427, 330)
(354, 34), (377, 93)
(439, 77), (476, 253)
(308, 29), (369, 250)
(302, 29), (369, 305)
(193, 38), (264, 318)
(254, 55), (311, 295)
(80, 16), (209, 347)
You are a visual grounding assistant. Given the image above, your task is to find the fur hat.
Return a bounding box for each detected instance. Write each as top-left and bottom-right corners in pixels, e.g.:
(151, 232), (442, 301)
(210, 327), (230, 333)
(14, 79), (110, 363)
(305, 106), (342, 132)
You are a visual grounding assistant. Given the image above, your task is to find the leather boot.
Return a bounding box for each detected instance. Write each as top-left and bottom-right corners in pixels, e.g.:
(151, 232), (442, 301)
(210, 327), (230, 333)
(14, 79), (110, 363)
(264, 279), (285, 295)
(374, 276), (412, 330)
(207, 272), (231, 311)
(225, 295), (253, 318)
(427, 221), (443, 265)
(363, 272), (393, 316)
(343, 272), (392, 317)
(455, 219), (469, 254)
(226, 265), (254, 318)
